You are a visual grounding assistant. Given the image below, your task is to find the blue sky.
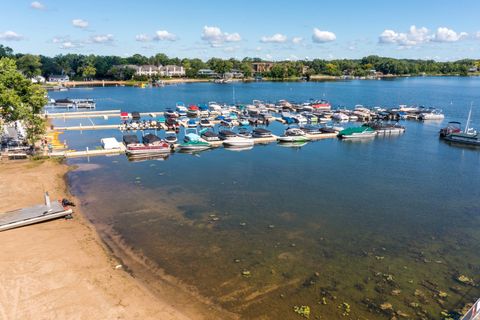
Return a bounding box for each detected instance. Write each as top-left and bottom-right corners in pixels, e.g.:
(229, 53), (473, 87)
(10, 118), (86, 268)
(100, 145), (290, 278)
(1, 0), (480, 61)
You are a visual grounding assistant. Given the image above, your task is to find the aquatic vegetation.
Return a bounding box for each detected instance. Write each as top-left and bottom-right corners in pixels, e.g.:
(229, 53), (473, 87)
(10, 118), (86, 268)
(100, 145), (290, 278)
(338, 302), (350, 316)
(241, 270), (251, 277)
(293, 305), (310, 318)
(456, 275), (475, 286)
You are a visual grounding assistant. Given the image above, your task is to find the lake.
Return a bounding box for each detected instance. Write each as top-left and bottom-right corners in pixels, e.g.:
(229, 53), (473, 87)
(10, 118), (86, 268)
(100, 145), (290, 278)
(50, 78), (480, 319)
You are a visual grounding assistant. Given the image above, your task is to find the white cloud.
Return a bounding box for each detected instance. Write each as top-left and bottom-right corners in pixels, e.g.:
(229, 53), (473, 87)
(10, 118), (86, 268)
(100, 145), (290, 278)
(72, 19), (88, 28)
(91, 34), (113, 43)
(312, 28), (336, 43)
(477, 31), (480, 39)
(260, 33), (287, 43)
(292, 37), (303, 44)
(0, 31), (23, 41)
(433, 27), (468, 42)
(30, 1), (45, 9)
(135, 34), (150, 42)
(154, 30), (177, 41)
(61, 41), (77, 49)
(379, 25), (467, 46)
(379, 25), (430, 46)
(201, 26), (241, 47)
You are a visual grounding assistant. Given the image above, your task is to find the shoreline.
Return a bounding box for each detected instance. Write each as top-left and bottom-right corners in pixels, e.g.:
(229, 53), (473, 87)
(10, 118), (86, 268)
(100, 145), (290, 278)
(42, 73), (480, 89)
(0, 158), (229, 319)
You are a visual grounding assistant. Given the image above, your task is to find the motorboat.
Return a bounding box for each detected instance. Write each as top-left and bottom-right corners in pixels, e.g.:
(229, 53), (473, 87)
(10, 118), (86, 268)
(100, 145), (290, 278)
(365, 122), (406, 135)
(200, 130), (221, 142)
(175, 103), (188, 116)
(252, 128), (273, 138)
(219, 130), (237, 140)
(220, 118), (235, 127)
(300, 125), (323, 135)
(419, 110), (444, 120)
(277, 128), (310, 142)
(187, 105), (200, 117)
(165, 107), (177, 118)
(164, 131), (178, 144)
(222, 136), (254, 147)
(337, 126), (377, 139)
(439, 121), (462, 137)
(123, 134), (170, 155)
(237, 127), (252, 138)
(187, 119), (199, 128)
(238, 117), (250, 126)
(332, 112), (350, 122)
(178, 140), (211, 151)
(443, 107), (480, 146)
(200, 118), (213, 127)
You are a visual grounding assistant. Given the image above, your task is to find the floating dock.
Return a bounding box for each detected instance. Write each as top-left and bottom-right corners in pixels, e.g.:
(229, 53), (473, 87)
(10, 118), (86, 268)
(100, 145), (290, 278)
(0, 193), (73, 232)
(44, 110), (165, 119)
(51, 144), (127, 158)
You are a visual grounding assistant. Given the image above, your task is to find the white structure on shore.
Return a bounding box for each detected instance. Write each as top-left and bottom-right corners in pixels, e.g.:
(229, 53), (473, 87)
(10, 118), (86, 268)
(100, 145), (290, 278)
(48, 75), (70, 82)
(123, 64), (186, 77)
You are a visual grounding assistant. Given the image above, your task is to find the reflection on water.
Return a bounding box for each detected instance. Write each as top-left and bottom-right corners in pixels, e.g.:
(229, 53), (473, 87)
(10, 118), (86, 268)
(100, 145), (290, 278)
(63, 80), (480, 319)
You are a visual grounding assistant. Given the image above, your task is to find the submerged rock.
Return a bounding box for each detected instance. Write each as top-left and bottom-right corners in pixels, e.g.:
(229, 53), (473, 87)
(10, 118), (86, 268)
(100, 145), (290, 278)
(380, 302), (393, 311)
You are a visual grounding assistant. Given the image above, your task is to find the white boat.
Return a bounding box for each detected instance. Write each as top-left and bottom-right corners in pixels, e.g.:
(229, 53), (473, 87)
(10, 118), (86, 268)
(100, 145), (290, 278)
(332, 112), (350, 122)
(222, 136), (254, 147)
(277, 128), (310, 142)
(419, 111), (445, 120)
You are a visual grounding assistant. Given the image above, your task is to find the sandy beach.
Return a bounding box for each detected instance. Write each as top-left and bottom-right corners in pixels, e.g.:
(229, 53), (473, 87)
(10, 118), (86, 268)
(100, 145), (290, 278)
(0, 159), (225, 320)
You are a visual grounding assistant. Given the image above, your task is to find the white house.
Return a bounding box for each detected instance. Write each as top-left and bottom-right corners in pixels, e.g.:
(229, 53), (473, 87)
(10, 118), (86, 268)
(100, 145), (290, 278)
(134, 65), (160, 76)
(48, 75), (70, 82)
(31, 75), (46, 83)
(160, 65), (185, 77)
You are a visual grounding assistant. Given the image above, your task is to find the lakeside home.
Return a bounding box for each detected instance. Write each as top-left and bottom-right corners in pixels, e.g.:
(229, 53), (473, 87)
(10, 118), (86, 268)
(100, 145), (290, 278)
(48, 74), (70, 82)
(118, 64), (186, 77)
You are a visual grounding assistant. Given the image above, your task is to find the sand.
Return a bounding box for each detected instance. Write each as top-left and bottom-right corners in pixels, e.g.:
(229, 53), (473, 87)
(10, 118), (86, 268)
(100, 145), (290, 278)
(0, 159), (218, 320)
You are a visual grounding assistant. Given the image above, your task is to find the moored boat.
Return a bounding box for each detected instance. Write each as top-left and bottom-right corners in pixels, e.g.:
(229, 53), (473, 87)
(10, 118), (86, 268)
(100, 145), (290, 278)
(222, 136), (254, 147)
(443, 106), (480, 146)
(277, 128), (310, 142)
(337, 126), (377, 139)
(252, 128), (273, 138)
(123, 134), (170, 155)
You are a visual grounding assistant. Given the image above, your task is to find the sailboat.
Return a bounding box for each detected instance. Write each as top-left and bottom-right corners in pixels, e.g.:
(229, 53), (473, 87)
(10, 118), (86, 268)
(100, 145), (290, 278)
(444, 104), (480, 146)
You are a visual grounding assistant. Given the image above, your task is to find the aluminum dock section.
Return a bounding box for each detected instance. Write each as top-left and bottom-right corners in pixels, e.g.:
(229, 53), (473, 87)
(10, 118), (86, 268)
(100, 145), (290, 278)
(0, 193), (73, 232)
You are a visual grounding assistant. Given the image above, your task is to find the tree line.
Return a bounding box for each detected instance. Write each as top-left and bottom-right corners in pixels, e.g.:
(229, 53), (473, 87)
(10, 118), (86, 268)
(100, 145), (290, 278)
(1, 44), (479, 80)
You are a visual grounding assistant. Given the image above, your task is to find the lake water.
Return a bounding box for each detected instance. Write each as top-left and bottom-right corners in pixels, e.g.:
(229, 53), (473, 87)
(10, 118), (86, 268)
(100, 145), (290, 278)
(50, 78), (480, 319)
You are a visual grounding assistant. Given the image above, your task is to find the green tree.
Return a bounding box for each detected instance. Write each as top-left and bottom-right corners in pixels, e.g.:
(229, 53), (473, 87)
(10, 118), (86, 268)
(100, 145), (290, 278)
(0, 58), (47, 144)
(81, 64), (96, 79)
(16, 54), (42, 78)
(0, 44), (13, 58)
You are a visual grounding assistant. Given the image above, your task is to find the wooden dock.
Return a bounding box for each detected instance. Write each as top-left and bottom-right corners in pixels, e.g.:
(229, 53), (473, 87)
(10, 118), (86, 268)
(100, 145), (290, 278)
(51, 144), (127, 158)
(43, 110), (165, 119)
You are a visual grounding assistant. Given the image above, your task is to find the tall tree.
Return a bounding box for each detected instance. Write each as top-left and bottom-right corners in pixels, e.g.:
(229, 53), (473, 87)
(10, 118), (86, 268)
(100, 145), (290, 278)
(16, 54), (42, 78)
(0, 58), (47, 144)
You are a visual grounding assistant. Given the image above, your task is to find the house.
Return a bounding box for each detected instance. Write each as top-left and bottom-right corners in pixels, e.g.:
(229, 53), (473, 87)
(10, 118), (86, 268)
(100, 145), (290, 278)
(48, 75), (70, 82)
(252, 62), (274, 73)
(223, 69), (244, 79)
(134, 65), (160, 76)
(31, 75), (46, 83)
(197, 69), (217, 77)
(160, 65), (185, 77)
(468, 66), (478, 73)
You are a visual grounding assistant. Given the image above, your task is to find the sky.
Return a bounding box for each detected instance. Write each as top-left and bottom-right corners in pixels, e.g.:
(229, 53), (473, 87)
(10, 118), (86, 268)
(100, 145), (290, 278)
(1, 0), (480, 61)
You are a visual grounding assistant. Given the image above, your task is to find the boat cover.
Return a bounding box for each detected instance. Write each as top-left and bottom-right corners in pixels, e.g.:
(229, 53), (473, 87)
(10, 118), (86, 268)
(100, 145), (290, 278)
(123, 134), (139, 145)
(142, 133), (161, 144)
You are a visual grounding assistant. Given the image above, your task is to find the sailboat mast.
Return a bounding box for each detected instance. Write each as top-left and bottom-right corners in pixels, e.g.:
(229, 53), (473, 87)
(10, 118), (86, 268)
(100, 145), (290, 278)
(465, 102), (473, 133)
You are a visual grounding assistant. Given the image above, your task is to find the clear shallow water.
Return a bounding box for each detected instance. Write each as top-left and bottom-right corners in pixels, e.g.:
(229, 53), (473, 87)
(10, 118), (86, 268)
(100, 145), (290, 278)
(51, 78), (480, 319)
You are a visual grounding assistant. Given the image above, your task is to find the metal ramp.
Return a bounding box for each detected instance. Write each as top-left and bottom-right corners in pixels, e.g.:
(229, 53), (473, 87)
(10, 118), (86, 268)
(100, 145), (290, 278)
(0, 193), (73, 232)
(462, 298), (480, 320)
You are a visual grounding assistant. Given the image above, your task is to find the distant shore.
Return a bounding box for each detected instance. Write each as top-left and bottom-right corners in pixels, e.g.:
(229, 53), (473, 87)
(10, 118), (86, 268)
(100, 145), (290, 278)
(42, 73), (480, 89)
(0, 158), (229, 320)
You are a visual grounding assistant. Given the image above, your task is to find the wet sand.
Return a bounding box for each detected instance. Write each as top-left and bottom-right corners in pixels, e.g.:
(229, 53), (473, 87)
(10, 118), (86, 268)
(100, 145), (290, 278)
(0, 159), (228, 320)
